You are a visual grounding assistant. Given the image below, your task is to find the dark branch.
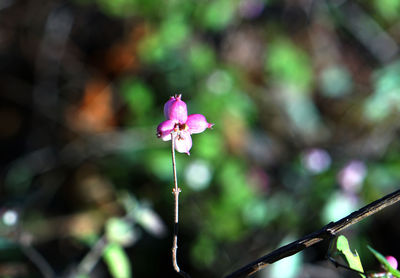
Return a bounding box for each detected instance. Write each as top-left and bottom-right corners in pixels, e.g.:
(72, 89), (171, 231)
(224, 189), (400, 278)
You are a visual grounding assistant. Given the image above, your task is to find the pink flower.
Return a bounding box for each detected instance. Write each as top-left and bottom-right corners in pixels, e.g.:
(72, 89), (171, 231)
(385, 256), (398, 270)
(337, 160), (367, 193)
(157, 94), (213, 155)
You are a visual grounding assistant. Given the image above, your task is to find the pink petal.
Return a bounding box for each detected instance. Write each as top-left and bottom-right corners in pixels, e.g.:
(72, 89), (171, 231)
(186, 114), (214, 134)
(163, 94), (187, 123)
(386, 256), (398, 269)
(163, 97), (175, 119)
(157, 120), (176, 141)
(174, 131), (192, 155)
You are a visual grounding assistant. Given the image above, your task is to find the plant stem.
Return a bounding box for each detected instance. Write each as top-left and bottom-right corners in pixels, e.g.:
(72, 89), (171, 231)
(19, 234), (56, 278)
(171, 133), (190, 278)
(73, 236), (108, 277)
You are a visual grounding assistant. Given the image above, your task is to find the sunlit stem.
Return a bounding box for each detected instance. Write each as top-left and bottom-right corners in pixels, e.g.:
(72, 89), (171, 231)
(171, 132), (190, 278)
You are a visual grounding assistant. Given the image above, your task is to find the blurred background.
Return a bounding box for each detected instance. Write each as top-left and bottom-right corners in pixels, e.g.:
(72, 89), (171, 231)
(1, 0), (400, 277)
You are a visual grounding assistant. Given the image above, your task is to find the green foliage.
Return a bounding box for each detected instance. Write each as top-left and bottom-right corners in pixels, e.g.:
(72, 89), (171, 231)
(367, 161), (400, 190)
(120, 79), (154, 124)
(95, 0), (136, 17)
(145, 149), (187, 182)
(106, 217), (136, 246)
(284, 93), (322, 135)
(196, 0), (237, 30)
(4, 162), (33, 194)
(242, 198), (269, 226)
(265, 38), (313, 91)
(5, 0), (400, 277)
(103, 243), (132, 278)
(201, 159), (256, 241)
(188, 43), (216, 75)
(322, 192), (357, 223)
(160, 14), (190, 48)
(138, 32), (167, 63)
(192, 132), (225, 161)
(334, 235), (365, 278)
(191, 235), (217, 268)
(95, 0), (164, 17)
(372, 0), (400, 21)
(364, 61), (400, 121)
(0, 237), (16, 251)
(319, 65), (353, 97)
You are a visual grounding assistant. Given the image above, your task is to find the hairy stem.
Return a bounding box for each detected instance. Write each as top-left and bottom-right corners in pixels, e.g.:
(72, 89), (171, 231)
(171, 133), (190, 278)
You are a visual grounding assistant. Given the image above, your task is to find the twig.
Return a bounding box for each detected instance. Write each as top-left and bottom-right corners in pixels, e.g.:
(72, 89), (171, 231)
(225, 189), (400, 278)
(171, 133), (190, 278)
(19, 235), (56, 278)
(327, 256), (366, 276)
(72, 236), (108, 277)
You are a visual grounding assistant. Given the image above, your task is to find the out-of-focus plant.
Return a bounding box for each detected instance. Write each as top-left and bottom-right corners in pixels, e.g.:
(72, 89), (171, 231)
(2, 0), (400, 277)
(329, 235), (400, 278)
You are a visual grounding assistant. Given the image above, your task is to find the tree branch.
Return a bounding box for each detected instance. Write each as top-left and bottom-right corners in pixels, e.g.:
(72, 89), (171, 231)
(225, 189), (400, 278)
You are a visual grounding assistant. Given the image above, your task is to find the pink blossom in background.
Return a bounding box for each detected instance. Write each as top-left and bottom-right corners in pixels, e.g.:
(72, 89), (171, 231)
(157, 94), (213, 155)
(302, 148), (331, 174)
(338, 160), (367, 193)
(238, 0), (265, 19)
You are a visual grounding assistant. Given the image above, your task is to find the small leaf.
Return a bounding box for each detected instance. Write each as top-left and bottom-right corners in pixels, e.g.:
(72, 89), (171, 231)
(103, 243), (132, 278)
(106, 217), (137, 246)
(335, 235), (365, 278)
(368, 246), (400, 278)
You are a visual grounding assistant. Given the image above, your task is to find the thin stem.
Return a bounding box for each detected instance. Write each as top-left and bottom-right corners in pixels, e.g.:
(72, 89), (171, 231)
(225, 189), (400, 278)
(20, 237), (56, 278)
(171, 133), (190, 278)
(72, 236), (108, 277)
(327, 256), (367, 276)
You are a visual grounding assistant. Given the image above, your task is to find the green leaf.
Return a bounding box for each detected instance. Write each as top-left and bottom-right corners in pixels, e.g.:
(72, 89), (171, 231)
(364, 60), (400, 121)
(160, 14), (190, 48)
(191, 235), (217, 267)
(189, 44), (216, 74)
(120, 79), (154, 123)
(200, 0), (235, 30)
(106, 217), (136, 246)
(372, 0), (400, 21)
(265, 38), (312, 91)
(368, 246), (400, 278)
(103, 243), (132, 278)
(335, 235), (365, 278)
(0, 237), (16, 250)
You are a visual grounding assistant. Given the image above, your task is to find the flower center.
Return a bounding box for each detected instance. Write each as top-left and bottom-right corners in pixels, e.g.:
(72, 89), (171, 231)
(180, 123), (188, 131)
(174, 123), (188, 132)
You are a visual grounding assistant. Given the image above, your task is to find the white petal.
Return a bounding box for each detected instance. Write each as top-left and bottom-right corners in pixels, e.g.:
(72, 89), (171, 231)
(174, 131), (192, 155)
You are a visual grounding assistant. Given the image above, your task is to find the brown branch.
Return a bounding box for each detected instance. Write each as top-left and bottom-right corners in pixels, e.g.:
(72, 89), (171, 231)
(225, 189), (400, 278)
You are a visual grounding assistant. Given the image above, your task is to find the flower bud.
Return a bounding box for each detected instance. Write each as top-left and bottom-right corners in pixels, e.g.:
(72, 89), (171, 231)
(163, 94), (187, 124)
(157, 120), (176, 141)
(385, 256), (398, 270)
(186, 114), (214, 134)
